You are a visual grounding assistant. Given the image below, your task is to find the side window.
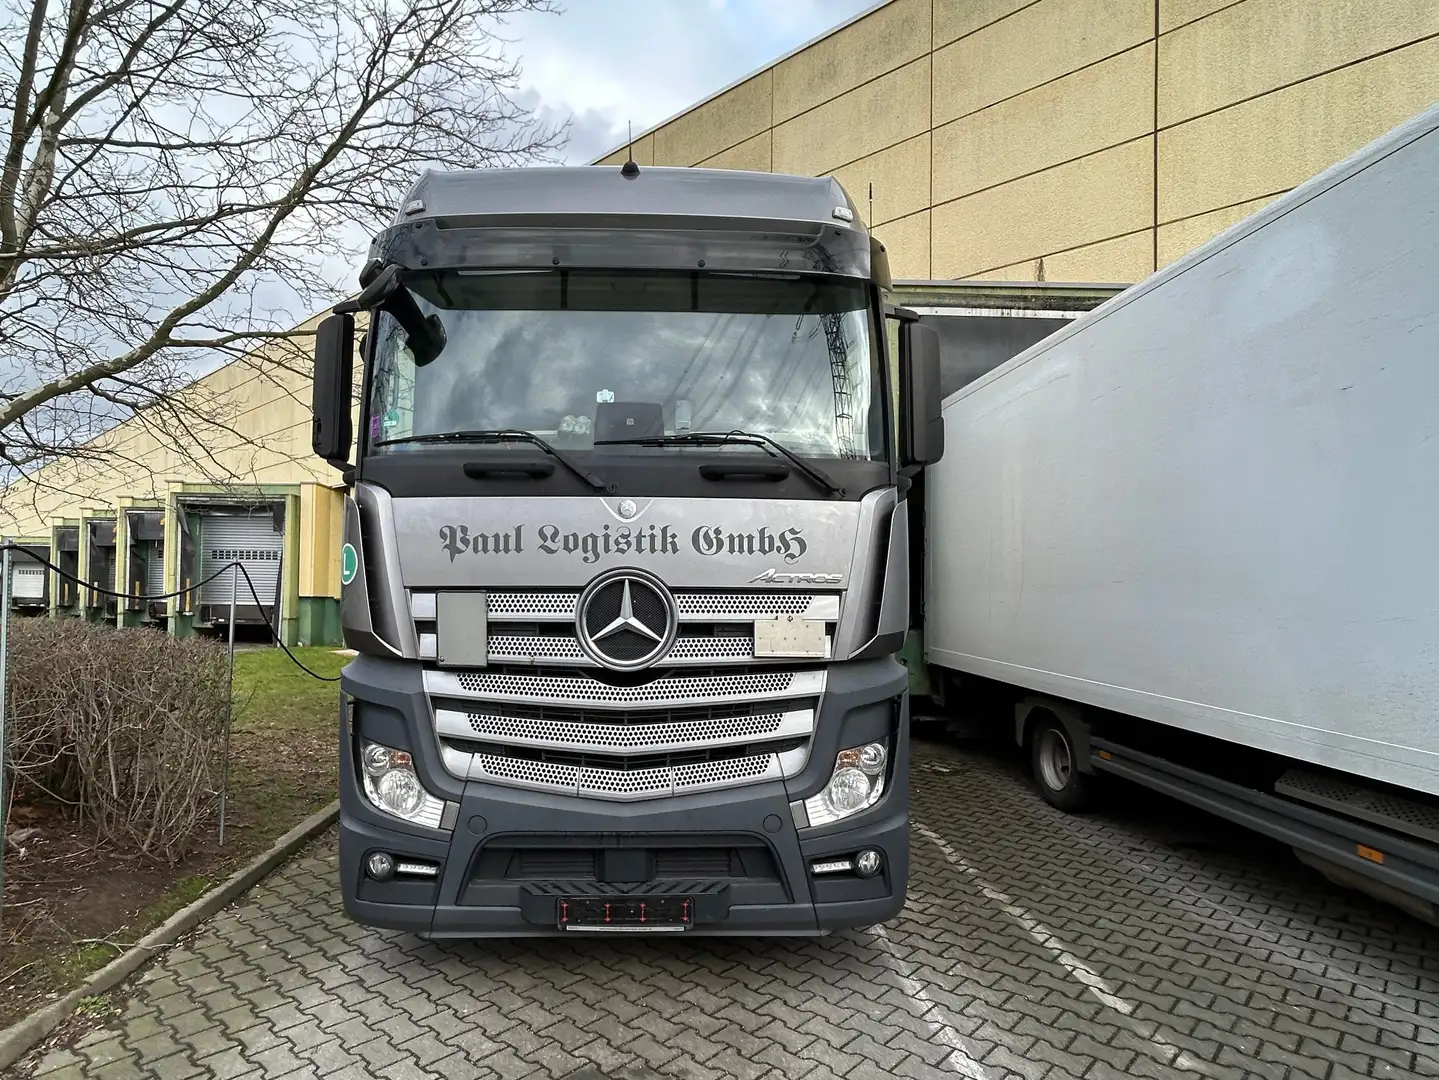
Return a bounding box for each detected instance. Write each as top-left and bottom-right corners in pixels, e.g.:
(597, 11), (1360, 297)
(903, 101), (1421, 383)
(368, 312), (416, 447)
(884, 314), (901, 459)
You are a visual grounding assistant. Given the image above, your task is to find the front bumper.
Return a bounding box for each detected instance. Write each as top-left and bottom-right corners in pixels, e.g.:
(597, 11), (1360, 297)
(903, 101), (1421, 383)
(337, 654), (910, 937)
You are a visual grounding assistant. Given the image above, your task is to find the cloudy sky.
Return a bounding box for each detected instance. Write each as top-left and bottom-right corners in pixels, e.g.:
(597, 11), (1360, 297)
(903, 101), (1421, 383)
(506, 0), (879, 165)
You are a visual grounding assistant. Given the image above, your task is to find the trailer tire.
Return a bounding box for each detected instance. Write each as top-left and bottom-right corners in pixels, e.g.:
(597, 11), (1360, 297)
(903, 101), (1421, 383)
(1030, 716), (1091, 812)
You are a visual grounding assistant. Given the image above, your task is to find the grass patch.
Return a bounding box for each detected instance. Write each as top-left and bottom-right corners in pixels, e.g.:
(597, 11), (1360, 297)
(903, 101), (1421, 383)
(230, 646), (347, 734)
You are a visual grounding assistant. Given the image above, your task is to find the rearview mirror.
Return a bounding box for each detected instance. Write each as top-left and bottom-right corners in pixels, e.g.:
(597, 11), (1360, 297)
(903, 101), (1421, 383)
(312, 313), (354, 467)
(899, 320), (944, 468)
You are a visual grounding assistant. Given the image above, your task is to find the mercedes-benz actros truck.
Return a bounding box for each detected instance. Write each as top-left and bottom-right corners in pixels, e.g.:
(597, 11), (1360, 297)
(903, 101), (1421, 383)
(310, 163), (944, 936)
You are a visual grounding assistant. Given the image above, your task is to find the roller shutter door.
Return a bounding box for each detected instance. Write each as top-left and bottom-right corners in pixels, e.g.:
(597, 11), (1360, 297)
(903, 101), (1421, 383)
(144, 542), (166, 599)
(11, 551), (46, 601)
(198, 514), (283, 607)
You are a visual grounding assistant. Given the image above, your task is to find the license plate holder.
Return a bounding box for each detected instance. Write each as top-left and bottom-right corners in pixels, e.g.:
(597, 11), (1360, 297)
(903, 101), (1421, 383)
(558, 895), (692, 932)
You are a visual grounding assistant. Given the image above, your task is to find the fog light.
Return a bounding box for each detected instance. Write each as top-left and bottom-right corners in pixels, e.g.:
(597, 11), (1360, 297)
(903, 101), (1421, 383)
(802, 740), (889, 827)
(358, 740), (446, 827)
(366, 852), (396, 881)
(854, 849), (883, 878)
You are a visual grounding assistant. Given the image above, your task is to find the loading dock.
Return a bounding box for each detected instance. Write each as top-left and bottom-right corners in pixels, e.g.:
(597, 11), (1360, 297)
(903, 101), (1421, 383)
(122, 508), (167, 625)
(51, 524), (80, 613)
(6, 541), (50, 613)
(82, 516), (117, 619)
(176, 499), (286, 637)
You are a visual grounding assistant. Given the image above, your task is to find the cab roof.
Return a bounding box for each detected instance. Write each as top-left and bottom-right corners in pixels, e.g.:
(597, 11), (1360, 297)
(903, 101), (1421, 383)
(393, 164), (868, 234)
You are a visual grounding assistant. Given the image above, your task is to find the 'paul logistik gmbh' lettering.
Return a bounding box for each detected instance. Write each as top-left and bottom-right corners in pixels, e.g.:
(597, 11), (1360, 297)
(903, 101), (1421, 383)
(439, 524), (808, 565)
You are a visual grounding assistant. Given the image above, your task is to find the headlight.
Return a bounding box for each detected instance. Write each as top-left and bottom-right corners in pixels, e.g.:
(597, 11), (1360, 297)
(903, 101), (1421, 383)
(803, 741), (888, 826)
(359, 740), (446, 828)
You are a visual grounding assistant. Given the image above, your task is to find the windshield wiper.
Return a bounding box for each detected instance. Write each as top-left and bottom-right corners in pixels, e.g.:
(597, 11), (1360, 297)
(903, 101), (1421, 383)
(595, 430), (844, 497)
(376, 429), (614, 492)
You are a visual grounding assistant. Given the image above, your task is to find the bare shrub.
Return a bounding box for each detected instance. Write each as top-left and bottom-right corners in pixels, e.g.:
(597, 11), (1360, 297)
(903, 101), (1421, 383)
(3, 619), (230, 861)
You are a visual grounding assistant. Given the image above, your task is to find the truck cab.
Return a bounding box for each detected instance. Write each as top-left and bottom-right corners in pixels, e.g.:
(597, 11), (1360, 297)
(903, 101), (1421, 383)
(311, 164), (944, 936)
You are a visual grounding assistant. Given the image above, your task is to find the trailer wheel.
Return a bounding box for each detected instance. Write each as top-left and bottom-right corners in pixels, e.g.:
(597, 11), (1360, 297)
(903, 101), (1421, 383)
(1031, 718), (1090, 811)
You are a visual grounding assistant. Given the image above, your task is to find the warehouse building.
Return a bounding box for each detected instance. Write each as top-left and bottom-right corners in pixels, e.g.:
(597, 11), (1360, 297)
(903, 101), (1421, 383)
(0, 323), (348, 646)
(2, 0), (1435, 644)
(597, 0), (1439, 282)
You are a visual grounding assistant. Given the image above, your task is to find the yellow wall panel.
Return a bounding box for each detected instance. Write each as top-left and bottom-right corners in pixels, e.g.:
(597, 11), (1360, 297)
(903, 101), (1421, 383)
(699, 130), (771, 172)
(1037, 230), (1153, 281)
(653, 71), (771, 167)
(1157, 39), (1439, 220)
(873, 211), (931, 280)
(1156, 193), (1278, 265)
(933, 43), (1152, 203)
(932, 137), (1153, 276)
(829, 134), (931, 227)
(774, 0), (930, 123)
(1159, 0), (1439, 126)
(932, 0), (1153, 126)
(773, 57), (930, 175)
(933, 0), (1036, 48)
(1159, 0), (1238, 34)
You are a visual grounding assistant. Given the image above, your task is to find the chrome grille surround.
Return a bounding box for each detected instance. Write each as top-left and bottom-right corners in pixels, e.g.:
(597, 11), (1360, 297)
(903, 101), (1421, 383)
(435, 705), (814, 755)
(413, 589), (839, 623)
(413, 585), (834, 800)
(439, 744), (809, 801)
(425, 668), (824, 709)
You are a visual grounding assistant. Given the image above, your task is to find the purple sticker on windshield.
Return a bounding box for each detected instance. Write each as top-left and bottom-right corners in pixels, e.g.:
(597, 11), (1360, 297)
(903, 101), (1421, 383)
(370, 415), (382, 439)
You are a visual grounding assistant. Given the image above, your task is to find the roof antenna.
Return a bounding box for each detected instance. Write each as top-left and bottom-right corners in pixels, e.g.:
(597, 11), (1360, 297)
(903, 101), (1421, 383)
(621, 121), (640, 179)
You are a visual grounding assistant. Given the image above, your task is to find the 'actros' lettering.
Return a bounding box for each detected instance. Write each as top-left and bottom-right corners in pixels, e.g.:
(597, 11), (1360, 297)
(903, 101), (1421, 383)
(692, 526), (807, 564)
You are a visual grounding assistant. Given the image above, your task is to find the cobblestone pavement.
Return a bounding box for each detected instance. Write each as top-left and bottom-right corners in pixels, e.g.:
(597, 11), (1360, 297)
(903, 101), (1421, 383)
(12, 739), (1439, 1080)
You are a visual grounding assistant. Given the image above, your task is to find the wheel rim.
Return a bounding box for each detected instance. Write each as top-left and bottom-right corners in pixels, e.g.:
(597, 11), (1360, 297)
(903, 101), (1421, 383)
(1037, 728), (1072, 792)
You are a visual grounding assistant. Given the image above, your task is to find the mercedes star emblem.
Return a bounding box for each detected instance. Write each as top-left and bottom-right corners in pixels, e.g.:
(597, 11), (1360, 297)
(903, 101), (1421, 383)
(575, 568), (677, 670)
(616, 498), (638, 520)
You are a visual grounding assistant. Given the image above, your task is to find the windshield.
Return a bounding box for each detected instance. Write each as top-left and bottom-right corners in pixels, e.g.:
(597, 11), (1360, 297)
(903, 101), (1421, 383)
(365, 270), (884, 460)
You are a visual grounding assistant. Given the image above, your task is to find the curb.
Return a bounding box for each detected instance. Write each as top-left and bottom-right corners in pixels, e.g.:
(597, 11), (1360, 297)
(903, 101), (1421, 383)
(0, 800), (339, 1072)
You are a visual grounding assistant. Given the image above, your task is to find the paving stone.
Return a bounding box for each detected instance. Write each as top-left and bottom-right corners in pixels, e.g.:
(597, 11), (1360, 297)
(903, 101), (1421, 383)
(8, 749), (1438, 1080)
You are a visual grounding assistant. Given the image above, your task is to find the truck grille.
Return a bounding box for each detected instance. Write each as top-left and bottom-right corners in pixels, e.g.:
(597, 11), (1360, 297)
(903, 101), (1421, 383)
(426, 667), (822, 707)
(410, 589), (839, 667)
(435, 703), (814, 754)
(440, 742), (805, 801)
(413, 587), (835, 801)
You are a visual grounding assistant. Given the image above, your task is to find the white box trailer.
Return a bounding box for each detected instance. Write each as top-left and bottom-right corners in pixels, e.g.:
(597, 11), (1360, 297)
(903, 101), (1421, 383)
(920, 103), (1439, 919)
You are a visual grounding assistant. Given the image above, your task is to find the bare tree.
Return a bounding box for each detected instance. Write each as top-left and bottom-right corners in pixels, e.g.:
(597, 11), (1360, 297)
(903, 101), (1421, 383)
(0, 0), (563, 482)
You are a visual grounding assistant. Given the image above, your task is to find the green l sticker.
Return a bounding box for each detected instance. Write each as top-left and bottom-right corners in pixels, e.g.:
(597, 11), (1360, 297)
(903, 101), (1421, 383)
(340, 542), (358, 586)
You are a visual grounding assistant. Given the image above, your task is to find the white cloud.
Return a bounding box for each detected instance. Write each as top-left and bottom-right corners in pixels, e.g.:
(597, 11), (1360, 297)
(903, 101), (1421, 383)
(507, 0), (880, 164)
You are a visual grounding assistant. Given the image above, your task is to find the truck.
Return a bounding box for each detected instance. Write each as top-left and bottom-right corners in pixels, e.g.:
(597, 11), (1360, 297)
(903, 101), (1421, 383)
(914, 103), (1439, 922)
(309, 163), (945, 936)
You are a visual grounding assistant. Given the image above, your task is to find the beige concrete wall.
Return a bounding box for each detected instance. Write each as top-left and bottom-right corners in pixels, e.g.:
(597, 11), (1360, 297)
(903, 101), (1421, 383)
(597, 0), (1439, 283)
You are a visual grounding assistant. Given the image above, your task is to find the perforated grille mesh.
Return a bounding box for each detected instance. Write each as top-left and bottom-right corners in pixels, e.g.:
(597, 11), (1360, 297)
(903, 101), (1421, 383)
(464, 710), (791, 751)
(466, 750), (780, 800)
(488, 591), (577, 618)
(675, 594), (815, 617)
(451, 669), (796, 704)
(674, 755), (772, 790)
(481, 589), (824, 621)
(485, 632), (756, 665)
(488, 635), (587, 662)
